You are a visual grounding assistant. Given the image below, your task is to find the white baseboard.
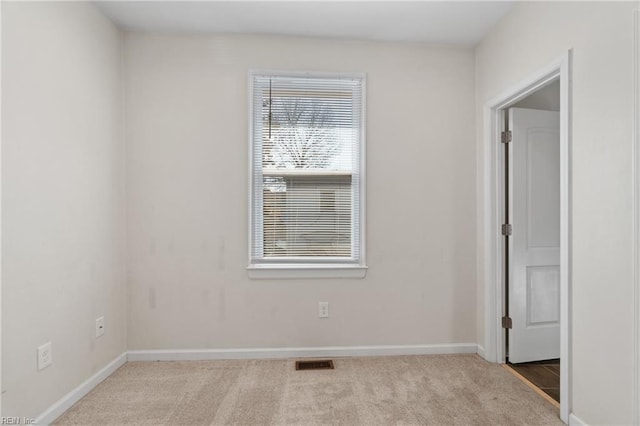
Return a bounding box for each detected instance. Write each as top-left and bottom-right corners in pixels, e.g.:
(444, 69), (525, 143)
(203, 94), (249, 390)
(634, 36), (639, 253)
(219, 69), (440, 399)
(127, 343), (479, 362)
(476, 344), (486, 359)
(569, 413), (588, 426)
(34, 352), (127, 426)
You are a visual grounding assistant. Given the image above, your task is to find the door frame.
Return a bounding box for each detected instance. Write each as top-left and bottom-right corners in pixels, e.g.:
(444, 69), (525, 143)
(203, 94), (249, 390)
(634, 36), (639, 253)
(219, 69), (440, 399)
(480, 51), (571, 423)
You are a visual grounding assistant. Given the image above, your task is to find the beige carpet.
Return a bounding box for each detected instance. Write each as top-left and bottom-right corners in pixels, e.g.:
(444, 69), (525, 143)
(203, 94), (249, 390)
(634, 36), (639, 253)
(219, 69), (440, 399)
(54, 354), (562, 425)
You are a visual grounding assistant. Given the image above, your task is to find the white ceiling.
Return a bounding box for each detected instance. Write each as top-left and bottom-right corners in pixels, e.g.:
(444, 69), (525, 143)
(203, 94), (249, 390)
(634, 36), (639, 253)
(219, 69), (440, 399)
(94, 1), (515, 45)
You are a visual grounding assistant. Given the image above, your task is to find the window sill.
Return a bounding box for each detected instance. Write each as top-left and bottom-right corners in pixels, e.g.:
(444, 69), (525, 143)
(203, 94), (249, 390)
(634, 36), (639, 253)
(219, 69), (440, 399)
(247, 264), (368, 280)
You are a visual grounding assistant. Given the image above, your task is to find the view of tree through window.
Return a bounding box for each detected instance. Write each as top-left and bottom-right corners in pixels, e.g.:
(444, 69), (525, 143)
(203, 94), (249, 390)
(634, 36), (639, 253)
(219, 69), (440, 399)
(264, 97), (341, 169)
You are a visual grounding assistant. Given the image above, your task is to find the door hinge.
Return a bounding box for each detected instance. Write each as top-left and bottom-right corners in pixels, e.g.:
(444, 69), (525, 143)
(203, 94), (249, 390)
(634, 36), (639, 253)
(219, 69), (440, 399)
(502, 316), (513, 329)
(501, 130), (512, 144)
(501, 223), (512, 236)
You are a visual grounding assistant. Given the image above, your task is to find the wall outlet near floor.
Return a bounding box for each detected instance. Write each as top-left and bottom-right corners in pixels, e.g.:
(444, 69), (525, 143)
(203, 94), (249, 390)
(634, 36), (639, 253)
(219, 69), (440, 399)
(96, 316), (105, 338)
(319, 302), (329, 318)
(37, 342), (52, 371)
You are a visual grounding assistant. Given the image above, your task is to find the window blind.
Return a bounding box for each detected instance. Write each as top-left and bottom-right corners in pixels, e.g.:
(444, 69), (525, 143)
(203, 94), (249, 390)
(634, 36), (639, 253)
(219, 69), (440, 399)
(250, 73), (363, 264)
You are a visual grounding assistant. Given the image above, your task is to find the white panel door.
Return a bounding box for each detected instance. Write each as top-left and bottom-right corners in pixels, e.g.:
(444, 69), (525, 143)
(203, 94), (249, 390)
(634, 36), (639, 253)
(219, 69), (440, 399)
(509, 107), (560, 363)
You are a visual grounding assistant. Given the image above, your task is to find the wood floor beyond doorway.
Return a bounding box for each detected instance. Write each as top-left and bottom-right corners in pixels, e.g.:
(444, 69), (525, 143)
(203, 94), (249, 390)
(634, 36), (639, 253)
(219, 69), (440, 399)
(506, 359), (560, 404)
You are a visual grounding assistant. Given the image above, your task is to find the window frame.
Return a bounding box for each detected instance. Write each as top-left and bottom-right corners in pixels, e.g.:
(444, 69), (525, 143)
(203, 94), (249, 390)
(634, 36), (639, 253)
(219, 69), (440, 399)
(247, 70), (367, 279)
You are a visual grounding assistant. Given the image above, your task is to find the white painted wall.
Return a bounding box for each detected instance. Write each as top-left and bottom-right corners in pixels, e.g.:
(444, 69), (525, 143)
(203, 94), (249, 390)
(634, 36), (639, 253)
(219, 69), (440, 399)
(513, 80), (560, 111)
(125, 34), (476, 350)
(476, 2), (637, 424)
(1, 2), (125, 419)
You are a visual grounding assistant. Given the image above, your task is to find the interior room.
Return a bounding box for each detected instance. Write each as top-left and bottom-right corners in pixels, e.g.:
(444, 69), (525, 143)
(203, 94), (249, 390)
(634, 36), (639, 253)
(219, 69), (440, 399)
(2, 1), (639, 425)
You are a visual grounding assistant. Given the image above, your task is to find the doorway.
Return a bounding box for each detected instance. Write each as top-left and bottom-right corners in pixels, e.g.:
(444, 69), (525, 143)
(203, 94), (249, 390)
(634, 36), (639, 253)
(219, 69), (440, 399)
(501, 81), (561, 405)
(481, 52), (571, 424)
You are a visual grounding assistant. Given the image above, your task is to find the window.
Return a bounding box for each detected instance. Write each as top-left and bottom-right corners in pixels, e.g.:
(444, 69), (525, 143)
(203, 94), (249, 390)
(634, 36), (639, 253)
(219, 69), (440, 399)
(248, 72), (366, 278)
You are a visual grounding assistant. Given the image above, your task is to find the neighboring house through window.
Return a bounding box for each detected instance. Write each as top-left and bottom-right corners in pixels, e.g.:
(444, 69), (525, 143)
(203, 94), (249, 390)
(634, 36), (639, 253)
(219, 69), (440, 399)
(248, 72), (366, 278)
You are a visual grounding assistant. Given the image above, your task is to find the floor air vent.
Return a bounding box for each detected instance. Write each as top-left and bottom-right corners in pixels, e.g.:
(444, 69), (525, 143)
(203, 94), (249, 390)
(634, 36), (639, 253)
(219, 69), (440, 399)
(295, 360), (334, 371)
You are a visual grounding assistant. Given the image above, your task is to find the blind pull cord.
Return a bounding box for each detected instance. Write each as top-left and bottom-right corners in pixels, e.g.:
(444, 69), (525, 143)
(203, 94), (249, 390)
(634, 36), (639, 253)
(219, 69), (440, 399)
(268, 79), (272, 139)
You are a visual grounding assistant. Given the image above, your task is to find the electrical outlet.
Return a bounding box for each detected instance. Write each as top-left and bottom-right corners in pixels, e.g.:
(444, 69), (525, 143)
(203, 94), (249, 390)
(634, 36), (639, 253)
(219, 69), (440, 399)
(319, 302), (329, 318)
(37, 342), (52, 371)
(96, 316), (105, 338)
